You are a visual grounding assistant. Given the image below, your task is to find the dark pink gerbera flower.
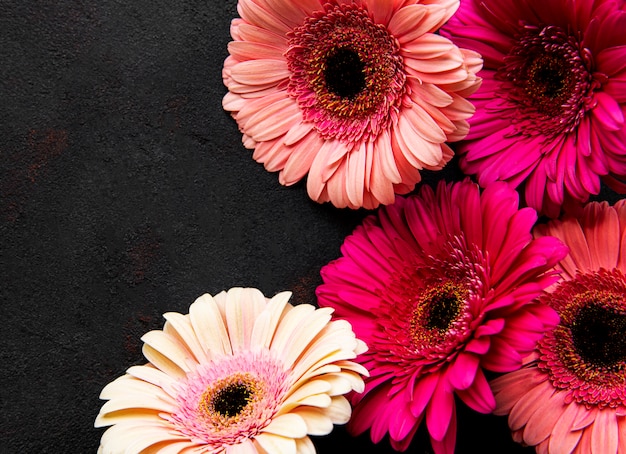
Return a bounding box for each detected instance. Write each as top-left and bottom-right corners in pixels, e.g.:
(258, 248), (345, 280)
(441, 0), (626, 217)
(492, 200), (626, 453)
(316, 179), (568, 453)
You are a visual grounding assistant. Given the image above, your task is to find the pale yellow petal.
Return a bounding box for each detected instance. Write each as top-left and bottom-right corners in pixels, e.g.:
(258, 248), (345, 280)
(255, 433), (297, 454)
(125, 365), (177, 394)
(325, 396), (352, 425)
(189, 293), (232, 357)
(141, 330), (194, 373)
(318, 374), (352, 396)
(225, 438), (259, 454)
(292, 407), (333, 436)
(100, 422), (186, 453)
(295, 436), (316, 454)
(163, 312), (208, 364)
(271, 304), (334, 368)
(98, 395), (177, 416)
(141, 344), (187, 379)
(224, 287), (267, 352)
(261, 413), (308, 438)
(95, 408), (163, 428)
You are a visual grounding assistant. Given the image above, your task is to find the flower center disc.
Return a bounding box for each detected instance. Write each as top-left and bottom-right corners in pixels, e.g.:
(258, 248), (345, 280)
(498, 25), (595, 135)
(410, 280), (468, 349)
(199, 373), (261, 423)
(419, 282), (464, 332)
(538, 269), (626, 408)
(324, 47), (366, 99)
(210, 381), (255, 418)
(525, 53), (572, 108)
(571, 304), (626, 368)
(171, 351), (291, 447)
(286, 3), (406, 142)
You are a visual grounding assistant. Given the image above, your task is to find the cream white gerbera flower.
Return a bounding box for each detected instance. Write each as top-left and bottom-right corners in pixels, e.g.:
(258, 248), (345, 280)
(95, 288), (368, 453)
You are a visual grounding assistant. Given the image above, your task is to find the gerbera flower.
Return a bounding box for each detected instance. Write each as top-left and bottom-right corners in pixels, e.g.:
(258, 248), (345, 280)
(95, 287), (368, 453)
(440, 0), (626, 218)
(222, 0), (482, 209)
(491, 200), (626, 453)
(316, 179), (567, 453)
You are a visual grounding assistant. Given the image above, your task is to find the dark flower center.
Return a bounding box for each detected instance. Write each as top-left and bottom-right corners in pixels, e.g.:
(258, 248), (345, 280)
(285, 3), (405, 141)
(525, 53), (571, 103)
(212, 382), (254, 418)
(324, 47), (366, 99)
(571, 304), (626, 368)
(410, 280), (468, 346)
(498, 25), (596, 135)
(197, 372), (262, 424)
(373, 236), (487, 362)
(538, 269), (626, 408)
(424, 288), (462, 332)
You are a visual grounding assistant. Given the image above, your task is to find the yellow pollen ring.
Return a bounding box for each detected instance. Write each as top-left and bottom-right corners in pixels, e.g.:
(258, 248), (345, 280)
(198, 373), (263, 428)
(410, 280), (468, 346)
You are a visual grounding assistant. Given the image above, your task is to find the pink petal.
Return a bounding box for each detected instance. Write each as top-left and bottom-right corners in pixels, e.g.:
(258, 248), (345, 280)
(238, 0), (291, 34)
(229, 59), (290, 85)
(492, 368), (548, 416)
(549, 402), (585, 454)
(509, 380), (555, 431)
(279, 132), (324, 185)
(591, 409), (618, 454)
(227, 40), (285, 60)
(245, 97), (301, 142)
(582, 201), (620, 270)
(369, 0), (395, 24)
(523, 389), (567, 446)
(388, 391), (420, 443)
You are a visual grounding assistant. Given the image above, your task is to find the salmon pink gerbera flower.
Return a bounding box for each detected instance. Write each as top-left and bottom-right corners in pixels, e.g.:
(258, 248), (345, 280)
(223, 0), (482, 209)
(316, 179), (568, 453)
(441, 0), (626, 217)
(492, 200), (626, 453)
(95, 288), (367, 454)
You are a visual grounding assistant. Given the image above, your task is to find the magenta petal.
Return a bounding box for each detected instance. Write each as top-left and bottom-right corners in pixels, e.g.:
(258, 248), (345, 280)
(448, 352), (480, 390)
(390, 417), (422, 452)
(482, 338), (523, 373)
(456, 369), (496, 413)
(348, 386), (391, 438)
(410, 372), (440, 418)
(465, 337), (491, 354)
(592, 92), (624, 131)
(426, 381), (454, 441)
(430, 403), (457, 454)
(389, 391), (420, 443)
(475, 318), (505, 337)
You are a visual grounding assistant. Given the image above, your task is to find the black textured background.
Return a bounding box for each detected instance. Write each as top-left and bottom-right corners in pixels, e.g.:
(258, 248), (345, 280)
(3, 1), (612, 453)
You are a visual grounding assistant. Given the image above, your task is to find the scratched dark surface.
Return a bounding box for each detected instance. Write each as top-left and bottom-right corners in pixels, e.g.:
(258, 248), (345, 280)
(3, 1), (618, 453)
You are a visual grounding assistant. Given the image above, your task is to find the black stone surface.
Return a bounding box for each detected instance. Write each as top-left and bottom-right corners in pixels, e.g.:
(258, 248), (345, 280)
(2, 1), (618, 453)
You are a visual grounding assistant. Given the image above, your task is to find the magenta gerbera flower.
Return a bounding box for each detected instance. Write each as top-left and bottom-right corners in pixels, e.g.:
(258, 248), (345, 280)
(316, 179), (568, 453)
(441, 0), (626, 217)
(492, 200), (626, 453)
(223, 0), (482, 209)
